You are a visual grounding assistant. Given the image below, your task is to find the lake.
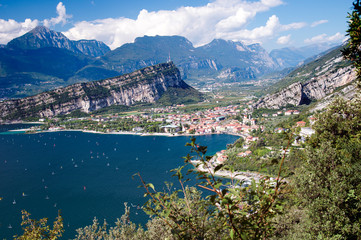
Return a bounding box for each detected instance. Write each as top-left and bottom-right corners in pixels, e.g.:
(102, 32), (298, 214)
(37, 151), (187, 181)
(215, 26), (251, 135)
(0, 124), (239, 239)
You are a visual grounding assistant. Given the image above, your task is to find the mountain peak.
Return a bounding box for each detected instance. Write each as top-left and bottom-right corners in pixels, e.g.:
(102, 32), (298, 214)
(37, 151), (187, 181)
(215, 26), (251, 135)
(6, 26), (110, 57)
(30, 25), (51, 34)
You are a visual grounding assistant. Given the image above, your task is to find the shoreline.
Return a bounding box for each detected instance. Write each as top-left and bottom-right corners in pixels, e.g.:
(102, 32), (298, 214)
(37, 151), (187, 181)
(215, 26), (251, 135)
(190, 160), (265, 183)
(4, 123), (269, 185)
(5, 125), (243, 138)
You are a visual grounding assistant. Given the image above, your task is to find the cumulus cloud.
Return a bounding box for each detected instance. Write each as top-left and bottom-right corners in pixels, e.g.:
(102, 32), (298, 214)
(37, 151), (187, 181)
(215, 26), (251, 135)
(311, 19), (328, 27)
(214, 15), (305, 45)
(304, 32), (344, 44)
(0, 0), (307, 48)
(0, 18), (39, 44)
(277, 34), (291, 44)
(0, 2), (71, 44)
(43, 2), (72, 28)
(63, 0), (307, 49)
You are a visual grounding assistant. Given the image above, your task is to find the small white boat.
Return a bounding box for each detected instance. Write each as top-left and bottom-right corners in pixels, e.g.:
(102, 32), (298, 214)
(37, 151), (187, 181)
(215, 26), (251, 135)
(12, 199), (16, 204)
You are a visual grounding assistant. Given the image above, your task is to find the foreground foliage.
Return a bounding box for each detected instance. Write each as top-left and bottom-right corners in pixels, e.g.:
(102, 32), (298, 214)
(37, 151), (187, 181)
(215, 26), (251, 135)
(273, 97), (361, 240)
(73, 136), (287, 240)
(14, 210), (63, 240)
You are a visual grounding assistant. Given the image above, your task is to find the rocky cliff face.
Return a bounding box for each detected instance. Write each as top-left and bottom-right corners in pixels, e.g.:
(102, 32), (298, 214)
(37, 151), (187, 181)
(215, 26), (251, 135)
(0, 62), (187, 120)
(254, 61), (356, 109)
(7, 26), (110, 57)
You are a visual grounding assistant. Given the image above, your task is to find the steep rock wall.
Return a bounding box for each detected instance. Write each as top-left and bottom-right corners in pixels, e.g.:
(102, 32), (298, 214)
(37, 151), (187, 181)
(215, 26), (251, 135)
(0, 62), (185, 119)
(254, 65), (356, 109)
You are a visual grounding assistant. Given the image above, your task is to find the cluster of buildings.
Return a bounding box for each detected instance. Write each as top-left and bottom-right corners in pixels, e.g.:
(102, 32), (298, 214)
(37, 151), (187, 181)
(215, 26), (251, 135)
(262, 109), (300, 118)
(39, 103), (263, 138)
(149, 105), (262, 136)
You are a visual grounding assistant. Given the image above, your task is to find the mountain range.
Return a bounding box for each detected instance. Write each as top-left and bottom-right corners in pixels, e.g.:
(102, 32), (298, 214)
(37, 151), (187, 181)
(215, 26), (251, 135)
(0, 26), (335, 99)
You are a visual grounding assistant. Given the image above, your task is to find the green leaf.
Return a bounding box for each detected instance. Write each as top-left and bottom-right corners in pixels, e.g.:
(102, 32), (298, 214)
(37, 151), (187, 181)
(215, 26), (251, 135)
(147, 183), (155, 192)
(214, 182), (223, 189)
(230, 229), (234, 240)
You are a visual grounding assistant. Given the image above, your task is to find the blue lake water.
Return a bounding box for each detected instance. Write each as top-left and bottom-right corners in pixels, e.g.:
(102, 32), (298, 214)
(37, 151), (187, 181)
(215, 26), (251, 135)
(0, 124), (239, 239)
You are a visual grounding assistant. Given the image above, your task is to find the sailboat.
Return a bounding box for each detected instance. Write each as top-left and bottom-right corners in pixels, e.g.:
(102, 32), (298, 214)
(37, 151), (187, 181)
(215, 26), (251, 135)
(12, 199), (16, 204)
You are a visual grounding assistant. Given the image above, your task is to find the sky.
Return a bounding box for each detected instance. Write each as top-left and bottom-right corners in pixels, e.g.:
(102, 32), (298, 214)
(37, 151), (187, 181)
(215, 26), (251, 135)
(0, 0), (353, 51)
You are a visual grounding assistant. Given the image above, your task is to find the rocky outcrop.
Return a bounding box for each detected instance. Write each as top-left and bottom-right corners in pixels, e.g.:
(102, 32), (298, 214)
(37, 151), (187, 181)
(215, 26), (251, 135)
(0, 62), (189, 120)
(254, 65), (356, 109)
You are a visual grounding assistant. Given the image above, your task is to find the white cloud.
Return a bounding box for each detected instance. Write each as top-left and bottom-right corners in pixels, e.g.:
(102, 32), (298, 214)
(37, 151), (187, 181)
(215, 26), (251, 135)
(311, 19), (328, 27)
(64, 0), (300, 49)
(0, 18), (39, 44)
(0, 2), (71, 44)
(214, 15), (305, 45)
(277, 34), (291, 44)
(304, 32), (344, 44)
(43, 2), (72, 28)
(0, 0), (306, 48)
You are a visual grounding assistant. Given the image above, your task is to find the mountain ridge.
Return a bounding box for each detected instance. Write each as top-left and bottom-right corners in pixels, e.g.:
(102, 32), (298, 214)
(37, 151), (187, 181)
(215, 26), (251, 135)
(254, 45), (355, 109)
(0, 62), (201, 121)
(7, 26), (111, 57)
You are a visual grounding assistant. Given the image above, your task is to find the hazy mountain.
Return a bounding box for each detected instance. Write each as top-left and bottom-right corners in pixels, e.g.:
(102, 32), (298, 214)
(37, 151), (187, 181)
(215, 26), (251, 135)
(270, 43), (339, 68)
(0, 47), (93, 98)
(7, 26), (110, 57)
(198, 39), (279, 81)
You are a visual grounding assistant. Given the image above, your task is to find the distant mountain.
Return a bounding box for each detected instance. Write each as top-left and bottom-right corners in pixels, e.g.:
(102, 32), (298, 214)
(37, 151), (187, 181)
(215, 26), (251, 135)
(198, 39), (279, 81)
(0, 62), (202, 121)
(254, 45), (355, 109)
(7, 26), (110, 57)
(270, 43), (339, 68)
(0, 47), (93, 98)
(269, 48), (306, 68)
(0, 27), (339, 99)
(0, 26), (113, 99)
(84, 36), (280, 85)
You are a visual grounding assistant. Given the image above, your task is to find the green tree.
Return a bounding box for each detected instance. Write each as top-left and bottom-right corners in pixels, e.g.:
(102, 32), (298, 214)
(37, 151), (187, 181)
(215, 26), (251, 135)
(75, 203), (145, 239)
(292, 98), (361, 239)
(343, 0), (361, 87)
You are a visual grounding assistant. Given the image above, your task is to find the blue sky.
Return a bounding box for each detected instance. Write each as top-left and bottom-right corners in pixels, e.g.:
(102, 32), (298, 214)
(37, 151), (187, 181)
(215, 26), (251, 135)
(0, 0), (352, 51)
